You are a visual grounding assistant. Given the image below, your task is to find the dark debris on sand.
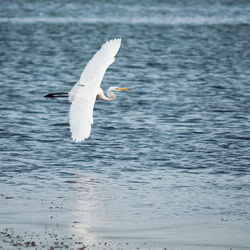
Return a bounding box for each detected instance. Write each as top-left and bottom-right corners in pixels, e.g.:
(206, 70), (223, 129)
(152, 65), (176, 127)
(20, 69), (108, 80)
(0, 228), (87, 249)
(0, 227), (142, 250)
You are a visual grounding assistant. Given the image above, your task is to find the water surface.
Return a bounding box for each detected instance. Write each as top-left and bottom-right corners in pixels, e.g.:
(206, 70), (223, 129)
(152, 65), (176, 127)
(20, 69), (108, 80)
(0, 0), (250, 249)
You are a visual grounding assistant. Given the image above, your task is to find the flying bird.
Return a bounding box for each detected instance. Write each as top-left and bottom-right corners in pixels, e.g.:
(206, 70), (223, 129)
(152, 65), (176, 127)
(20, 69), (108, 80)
(45, 38), (130, 142)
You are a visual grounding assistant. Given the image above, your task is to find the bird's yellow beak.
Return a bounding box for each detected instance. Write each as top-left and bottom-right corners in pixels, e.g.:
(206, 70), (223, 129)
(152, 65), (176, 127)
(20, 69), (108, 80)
(117, 88), (131, 91)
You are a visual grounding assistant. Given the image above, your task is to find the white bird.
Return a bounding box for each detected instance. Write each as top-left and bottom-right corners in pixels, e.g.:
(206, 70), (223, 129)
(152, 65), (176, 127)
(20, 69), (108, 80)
(45, 38), (130, 142)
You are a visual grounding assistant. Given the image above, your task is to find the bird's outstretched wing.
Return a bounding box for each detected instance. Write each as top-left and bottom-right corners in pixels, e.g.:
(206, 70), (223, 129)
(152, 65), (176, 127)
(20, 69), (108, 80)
(69, 94), (94, 142)
(79, 38), (121, 88)
(69, 38), (121, 142)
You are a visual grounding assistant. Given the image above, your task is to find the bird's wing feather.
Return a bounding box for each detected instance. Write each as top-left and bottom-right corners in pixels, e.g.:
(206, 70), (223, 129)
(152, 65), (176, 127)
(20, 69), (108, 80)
(68, 38), (121, 142)
(69, 86), (96, 142)
(79, 38), (121, 89)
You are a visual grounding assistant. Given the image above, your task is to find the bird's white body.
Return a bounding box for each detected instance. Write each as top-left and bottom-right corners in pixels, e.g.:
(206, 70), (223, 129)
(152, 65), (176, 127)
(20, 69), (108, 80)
(67, 38), (125, 142)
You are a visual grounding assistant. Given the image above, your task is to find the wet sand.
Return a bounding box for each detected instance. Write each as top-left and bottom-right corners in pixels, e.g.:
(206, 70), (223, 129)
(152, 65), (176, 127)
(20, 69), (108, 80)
(1, 193), (250, 250)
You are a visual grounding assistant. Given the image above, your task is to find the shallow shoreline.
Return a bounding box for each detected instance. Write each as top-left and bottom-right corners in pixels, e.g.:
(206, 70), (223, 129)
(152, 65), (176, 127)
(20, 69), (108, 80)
(1, 192), (250, 250)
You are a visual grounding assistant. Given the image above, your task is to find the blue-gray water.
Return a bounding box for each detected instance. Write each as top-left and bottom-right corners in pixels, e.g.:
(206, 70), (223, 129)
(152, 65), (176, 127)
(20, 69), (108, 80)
(0, 0), (250, 249)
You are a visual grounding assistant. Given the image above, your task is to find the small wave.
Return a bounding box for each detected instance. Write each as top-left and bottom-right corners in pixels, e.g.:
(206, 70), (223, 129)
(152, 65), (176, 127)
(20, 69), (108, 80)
(0, 16), (249, 25)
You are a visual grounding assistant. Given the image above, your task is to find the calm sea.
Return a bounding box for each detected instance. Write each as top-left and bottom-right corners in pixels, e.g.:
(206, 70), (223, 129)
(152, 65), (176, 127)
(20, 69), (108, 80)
(0, 0), (250, 249)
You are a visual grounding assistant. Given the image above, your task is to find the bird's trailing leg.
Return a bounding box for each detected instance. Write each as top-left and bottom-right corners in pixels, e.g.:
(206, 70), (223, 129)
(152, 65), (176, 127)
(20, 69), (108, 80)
(44, 92), (68, 98)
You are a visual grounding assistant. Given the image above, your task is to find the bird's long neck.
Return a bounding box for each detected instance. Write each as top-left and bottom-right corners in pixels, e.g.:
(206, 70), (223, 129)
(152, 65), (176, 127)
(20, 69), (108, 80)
(97, 88), (116, 101)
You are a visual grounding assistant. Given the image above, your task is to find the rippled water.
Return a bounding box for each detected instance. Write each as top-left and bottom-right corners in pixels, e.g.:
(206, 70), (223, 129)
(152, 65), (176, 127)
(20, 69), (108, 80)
(0, 0), (250, 249)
